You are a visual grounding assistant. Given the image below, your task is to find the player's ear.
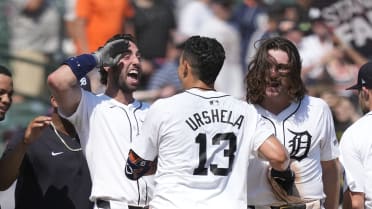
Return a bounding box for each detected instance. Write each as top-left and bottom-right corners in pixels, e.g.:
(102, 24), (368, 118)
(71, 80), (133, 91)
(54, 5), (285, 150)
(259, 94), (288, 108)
(181, 60), (190, 78)
(362, 87), (369, 100)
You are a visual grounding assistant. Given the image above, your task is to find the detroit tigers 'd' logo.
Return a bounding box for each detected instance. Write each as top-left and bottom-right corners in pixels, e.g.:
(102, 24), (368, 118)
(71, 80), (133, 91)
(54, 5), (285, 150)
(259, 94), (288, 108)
(287, 129), (311, 161)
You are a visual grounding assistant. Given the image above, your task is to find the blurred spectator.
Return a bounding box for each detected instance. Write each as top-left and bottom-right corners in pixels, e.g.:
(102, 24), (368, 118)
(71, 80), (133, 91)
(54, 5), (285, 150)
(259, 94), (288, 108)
(278, 1), (311, 35)
(177, 0), (212, 38)
(142, 41), (183, 101)
(74, 0), (134, 54)
(173, 0), (194, 21)
(320, 90), (361, 140)
(199, 0), (245, 99)
(333, 96), (361, 140)
(245, 12), (280, 65)
(324, 48), (359, 98)
(7, 0), (61, 100)
(299, 17), (335, 88)
(277, 19), (304, 46)
(129, 0), (176, 62)
(129, 0), (176, 89)
(62, 0), (77, 56)
(74, 0), (135, 93)
(231, 0), (267, 71)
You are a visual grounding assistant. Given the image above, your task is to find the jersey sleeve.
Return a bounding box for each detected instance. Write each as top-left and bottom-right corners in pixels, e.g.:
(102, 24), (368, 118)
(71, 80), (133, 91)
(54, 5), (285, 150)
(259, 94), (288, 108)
(251, 114), (275, 159)
(130, 100), (163, 161)
(339, 128), (364, 193)
(319, 101), (340, 161)
(58, 89), (96, 145)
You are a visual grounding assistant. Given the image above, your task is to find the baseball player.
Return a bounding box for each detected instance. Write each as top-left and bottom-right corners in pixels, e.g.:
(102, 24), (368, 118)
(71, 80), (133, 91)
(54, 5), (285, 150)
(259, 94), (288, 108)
(339, 61), (372, 209)
(125, 36), (292, 209)
(0, 65), (13, 121)
(47, 34), (153, 209)
(245, 37), (340, 209)
(0, 95), (93, 209)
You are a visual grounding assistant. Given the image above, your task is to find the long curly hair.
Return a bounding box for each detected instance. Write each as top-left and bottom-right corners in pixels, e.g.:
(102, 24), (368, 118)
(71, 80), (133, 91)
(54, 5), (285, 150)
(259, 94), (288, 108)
(181, 36), (225, 86)
(245, 37), (306, 104)
(98, 34), (137, 85)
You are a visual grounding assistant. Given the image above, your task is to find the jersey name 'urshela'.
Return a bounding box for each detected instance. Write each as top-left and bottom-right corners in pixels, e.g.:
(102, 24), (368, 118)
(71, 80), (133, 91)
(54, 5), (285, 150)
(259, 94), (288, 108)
(185, 108), (244, 131)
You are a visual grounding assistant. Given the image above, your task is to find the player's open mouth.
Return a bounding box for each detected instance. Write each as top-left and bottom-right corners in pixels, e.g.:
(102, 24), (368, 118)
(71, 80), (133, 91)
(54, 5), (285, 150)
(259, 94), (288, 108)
(269, 81), (280, 88)
(128, 70), (139, 80)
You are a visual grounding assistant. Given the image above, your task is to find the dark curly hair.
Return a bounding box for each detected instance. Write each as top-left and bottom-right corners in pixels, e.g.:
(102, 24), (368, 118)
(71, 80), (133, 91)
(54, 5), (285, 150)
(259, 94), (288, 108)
(245, 37), (306, 104)
(99, 34), (137, 85)
(181, 36), (225, 86)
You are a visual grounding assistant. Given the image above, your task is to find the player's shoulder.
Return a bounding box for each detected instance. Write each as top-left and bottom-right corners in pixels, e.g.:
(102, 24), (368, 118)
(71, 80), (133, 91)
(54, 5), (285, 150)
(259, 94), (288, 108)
(346, 112), (372, 132)
(82, 90), (110, 104)
(340, 115), (372, 147)
(303, 95), (329, 110)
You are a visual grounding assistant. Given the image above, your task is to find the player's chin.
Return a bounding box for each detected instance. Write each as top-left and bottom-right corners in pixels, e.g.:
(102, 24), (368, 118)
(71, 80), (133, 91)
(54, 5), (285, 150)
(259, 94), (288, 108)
(127, 83), (140, 92)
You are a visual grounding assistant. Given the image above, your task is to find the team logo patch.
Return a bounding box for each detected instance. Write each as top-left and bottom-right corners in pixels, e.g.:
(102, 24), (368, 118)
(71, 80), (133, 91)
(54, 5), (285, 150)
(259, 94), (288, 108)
(287, 129), (311, 161)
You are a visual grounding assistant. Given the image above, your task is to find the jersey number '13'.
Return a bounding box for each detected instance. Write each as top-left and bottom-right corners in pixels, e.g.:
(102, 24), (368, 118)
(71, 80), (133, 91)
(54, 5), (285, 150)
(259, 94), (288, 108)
(193, 132), (237, 176)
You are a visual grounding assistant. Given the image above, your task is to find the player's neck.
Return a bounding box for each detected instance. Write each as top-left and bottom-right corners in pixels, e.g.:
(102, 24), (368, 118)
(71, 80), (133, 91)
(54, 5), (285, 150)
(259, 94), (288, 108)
(191, 86), (215, 91)
(51, 113), (77, 137)
(260, 97), (292, 115)
(105, 89), (135, 105)
(187, 81), (215, 91)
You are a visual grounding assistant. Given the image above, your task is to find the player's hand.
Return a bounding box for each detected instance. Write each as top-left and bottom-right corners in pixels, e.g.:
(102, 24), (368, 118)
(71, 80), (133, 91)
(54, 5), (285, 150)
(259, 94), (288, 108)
(92, 39), (130, 68)
(270, 166), (295, 195)
(23, 116), (52, 145)
(268, 166), (296, 203)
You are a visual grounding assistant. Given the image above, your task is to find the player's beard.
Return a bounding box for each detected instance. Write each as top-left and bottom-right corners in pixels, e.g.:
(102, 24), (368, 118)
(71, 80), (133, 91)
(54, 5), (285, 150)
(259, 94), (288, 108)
(119, 79), (137, 94)
(113, 64), (140, 94)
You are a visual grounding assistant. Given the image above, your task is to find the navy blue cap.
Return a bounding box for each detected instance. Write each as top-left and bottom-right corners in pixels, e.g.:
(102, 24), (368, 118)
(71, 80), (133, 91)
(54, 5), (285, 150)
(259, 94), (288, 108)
(346, 61), (372, 90)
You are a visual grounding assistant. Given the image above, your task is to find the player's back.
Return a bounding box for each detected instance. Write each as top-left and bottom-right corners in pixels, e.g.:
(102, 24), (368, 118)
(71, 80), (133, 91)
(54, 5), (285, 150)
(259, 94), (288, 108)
(146, 88), (270, 209)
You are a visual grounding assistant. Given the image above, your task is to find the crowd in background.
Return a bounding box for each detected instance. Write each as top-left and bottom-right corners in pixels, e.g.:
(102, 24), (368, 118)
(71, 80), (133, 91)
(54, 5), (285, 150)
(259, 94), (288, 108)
(0, 0), (369, 156)
(0, 0), (368, 156)
(0, 0), (371, 208)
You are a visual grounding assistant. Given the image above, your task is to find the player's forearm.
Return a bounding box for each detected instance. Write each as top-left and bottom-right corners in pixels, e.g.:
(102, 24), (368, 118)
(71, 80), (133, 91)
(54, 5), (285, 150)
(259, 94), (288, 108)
(321, 159), (340, 209)
(259, 135), (290, 171)
(47, 65), (82, 116)
(48, 65), (80, 92)
(0, 142), (28, 190)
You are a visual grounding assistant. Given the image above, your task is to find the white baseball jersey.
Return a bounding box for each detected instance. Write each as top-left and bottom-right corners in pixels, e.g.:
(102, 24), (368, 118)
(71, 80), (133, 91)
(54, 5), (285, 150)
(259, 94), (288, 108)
(247, 95), (339, 205)
(60, 89), (153, 207)
(130, 88), (275, 209)
(340, 111), (372, 209)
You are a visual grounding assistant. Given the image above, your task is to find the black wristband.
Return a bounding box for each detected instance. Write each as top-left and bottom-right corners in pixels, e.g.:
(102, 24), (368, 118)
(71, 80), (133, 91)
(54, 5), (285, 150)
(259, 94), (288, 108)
(271, 166), (294, 179)
(63, 54), (97, 80)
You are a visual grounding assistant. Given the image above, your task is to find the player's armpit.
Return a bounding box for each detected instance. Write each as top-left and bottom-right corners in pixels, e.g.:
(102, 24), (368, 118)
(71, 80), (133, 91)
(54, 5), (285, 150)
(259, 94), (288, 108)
(125, 149), (157, 180)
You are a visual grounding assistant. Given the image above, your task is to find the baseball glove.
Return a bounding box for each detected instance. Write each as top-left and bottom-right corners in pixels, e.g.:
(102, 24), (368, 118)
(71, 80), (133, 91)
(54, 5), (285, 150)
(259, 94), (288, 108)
(93, 39), (130, 68)
(267, 167), (304, 204)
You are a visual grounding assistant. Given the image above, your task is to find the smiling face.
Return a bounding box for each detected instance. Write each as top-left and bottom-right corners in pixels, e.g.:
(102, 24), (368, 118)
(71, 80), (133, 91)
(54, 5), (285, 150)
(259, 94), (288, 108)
(109, 41), (142, 94)
(0, 74), (13, 121)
